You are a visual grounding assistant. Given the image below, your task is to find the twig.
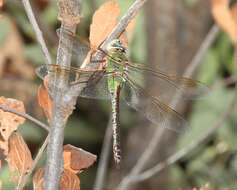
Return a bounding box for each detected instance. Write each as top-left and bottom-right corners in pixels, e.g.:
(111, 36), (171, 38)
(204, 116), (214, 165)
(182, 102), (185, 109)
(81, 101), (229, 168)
(130, 37), (237, 183)
(130, 88), (237, 183)
(43, 0), (81, 189)
(0, 104), (49, 131)
(93, 117), (113, 190)
(184, 25), (220, 77)
(21, 0), (52, 65)
(116, 24), (220, 190)
(17, 135), (50, 190)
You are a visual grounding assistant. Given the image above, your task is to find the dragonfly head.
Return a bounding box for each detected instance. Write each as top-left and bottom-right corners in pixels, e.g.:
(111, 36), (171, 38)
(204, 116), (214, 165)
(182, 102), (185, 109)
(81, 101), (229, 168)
(106, 39), (127, 55)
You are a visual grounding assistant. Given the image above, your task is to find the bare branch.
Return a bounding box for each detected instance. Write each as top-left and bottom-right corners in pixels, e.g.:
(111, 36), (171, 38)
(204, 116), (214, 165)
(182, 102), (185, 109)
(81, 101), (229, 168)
(21, 0), (52, 65)
(129, 36), (237, 183)
(0, 104), (49, 131)
(117, 24), (220, 190)
(131, 88), (237, 183)
(93, 117), (113, 190)
(43, 0), (82, 189)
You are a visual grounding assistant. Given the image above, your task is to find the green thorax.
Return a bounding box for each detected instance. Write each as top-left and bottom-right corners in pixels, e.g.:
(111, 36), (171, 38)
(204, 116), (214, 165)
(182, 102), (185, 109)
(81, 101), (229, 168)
(106, 39), (128, 92)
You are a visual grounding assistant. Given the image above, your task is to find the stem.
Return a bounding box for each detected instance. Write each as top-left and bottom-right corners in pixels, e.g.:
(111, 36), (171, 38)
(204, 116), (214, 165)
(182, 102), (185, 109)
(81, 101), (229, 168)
(43, 0), (81, 189)
(21, 0), (52, 65)
(93, 117), (113, 190)
(0, 104), (49, 131)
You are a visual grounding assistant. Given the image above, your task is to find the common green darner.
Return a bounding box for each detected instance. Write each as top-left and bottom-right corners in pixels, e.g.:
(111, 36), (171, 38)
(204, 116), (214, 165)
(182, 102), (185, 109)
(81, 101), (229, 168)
(36, 32), (209, 167)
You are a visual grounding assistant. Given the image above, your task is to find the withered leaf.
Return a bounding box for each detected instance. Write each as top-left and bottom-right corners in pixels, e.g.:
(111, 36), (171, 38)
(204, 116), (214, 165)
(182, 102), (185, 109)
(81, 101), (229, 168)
(89, 1), (120, 50)
(0, 97), (25, 155)
(63, 144), (97, 174)
(211, 0), (237, 43)
(33, 168), (80, 190)
(7, 132), (33, 182)
(38, 85), (52, 124)
(59, 169), (80, 190)
(33, 167), (44, 190)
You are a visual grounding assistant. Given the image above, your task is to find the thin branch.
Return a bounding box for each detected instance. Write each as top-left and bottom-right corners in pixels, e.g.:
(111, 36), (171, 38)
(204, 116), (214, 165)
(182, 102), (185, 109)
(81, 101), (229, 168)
(0, 104), (49, 131)
(21, 0), (52, 65)
(130, 39), (237, 183)
(43, 0), (82, 189)
(93, 117), (113, 190)
(131, 88), (237, 183)
(117, 24), (220, 190)
(17, 135), (50, 190)
(184, 25), (220, 77)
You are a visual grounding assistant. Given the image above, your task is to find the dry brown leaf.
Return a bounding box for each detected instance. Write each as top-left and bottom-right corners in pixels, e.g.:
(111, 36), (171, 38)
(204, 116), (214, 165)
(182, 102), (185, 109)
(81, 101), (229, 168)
(63, 144), (97, 174)
(33, 168), (80, 190)
(33, 167), (44, 190)
(59, 169), (80, 190)
(0, 15), (34, 79)
(231, 4), (237, 25)
(211, 0), (237, 43)
(0, 0), (3, 19)
(7, 132), (33, 182)
(0, 159), (1, 190)
(38, 85), (52, 123)
(89, 1), (120, 50)
(80, 1), (128, 68)
(0, 97), (25, 155)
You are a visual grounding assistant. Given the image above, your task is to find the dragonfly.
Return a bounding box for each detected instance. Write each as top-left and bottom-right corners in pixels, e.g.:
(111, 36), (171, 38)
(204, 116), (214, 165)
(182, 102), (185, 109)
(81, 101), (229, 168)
(36, 32), (209, 168)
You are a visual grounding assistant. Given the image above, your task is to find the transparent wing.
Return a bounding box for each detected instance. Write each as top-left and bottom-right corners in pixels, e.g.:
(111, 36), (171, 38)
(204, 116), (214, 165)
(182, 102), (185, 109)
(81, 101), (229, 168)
(80, 71), (111, 100)
(122, 75), (189, 133)
(35, 64), (111, 99)
(114, 60), (210, 102)
(56, 28), (91, 65)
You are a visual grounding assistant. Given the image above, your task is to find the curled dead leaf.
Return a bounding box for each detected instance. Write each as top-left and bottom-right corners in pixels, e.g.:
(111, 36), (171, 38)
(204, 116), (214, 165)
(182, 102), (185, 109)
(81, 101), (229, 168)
(59, 169), (80, 190)
(89, 1), (121, 50)
(63, 144), (97, 174)
(211, 0), (237, 43)
(80, 1), (129, 68)
(33, 168), (80, 190)
(0, 97), (25, 154)
(7, 132), (33, 183)
(33, 167), (44, 190)
(38, 85), (52, 123)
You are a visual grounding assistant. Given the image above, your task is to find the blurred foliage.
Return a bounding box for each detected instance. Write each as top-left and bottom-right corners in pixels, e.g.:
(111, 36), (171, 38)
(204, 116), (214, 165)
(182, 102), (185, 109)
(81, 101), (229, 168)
(173, 31), (237, 190)
(1, 0), (237, 190)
